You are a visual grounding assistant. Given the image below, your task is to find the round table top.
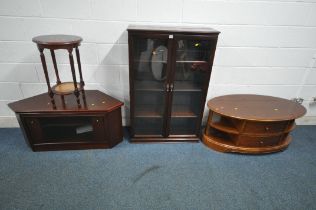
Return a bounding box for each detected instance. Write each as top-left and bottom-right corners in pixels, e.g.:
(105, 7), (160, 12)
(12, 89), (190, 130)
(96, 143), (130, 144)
(207, 94), (306, 121)
(32, 34), (82, 46)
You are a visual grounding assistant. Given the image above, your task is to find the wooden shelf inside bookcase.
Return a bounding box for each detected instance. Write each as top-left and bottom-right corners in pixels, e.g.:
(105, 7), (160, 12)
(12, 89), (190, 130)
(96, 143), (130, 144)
(173, 81), (202, 92)
(171, 105), (198, 118)
(134, 81), (164, 91)
(134, 105), (198, 118)
(134, 105), (163, 118)
(202, 94), (306, 154)
(175, 60), (208, 63)
(134, 81), (203, 92)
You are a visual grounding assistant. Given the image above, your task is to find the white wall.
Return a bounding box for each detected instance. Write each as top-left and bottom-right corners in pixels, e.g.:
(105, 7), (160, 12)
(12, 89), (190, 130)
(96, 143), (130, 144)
(0, 0), (316, 126)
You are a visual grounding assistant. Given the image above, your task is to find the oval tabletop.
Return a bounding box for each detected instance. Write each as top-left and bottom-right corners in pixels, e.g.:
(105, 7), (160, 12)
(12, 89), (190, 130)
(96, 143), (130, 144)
(32, 34), (82, 46)
(207, 94), (306, 121)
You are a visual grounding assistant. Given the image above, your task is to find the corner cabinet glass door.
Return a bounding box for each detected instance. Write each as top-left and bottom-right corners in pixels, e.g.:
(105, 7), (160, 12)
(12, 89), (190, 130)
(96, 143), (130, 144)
(168, 35), (215, 136)
(130, 34), (170, 137)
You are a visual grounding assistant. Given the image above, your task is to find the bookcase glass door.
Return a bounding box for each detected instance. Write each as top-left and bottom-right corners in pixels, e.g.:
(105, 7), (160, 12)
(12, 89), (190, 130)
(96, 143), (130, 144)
(131, 36), (169, 136)
(169, 38), (212, 135)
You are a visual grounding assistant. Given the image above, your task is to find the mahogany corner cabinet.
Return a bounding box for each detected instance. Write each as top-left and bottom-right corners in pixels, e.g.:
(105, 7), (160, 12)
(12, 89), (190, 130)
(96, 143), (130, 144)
(9, 90), (123, 151)
(127, 25), (220, 142)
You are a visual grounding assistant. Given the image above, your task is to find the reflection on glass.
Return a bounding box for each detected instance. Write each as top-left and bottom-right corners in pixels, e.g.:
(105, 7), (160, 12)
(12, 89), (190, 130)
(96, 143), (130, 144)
(134, 92), (164, 117)
(170, 118), (196, 135)
(176, 40), (211, 62)
(39, 116), (94, 141)
(132, 37), (168, 136)
(133, 38), (168, 82)
(170, 39), (212, 135)
(134, 118), (163, 135)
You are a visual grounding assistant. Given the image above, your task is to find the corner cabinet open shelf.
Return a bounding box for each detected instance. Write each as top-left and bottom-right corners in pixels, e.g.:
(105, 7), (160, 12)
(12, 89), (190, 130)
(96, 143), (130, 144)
(127, 25), (220, 142)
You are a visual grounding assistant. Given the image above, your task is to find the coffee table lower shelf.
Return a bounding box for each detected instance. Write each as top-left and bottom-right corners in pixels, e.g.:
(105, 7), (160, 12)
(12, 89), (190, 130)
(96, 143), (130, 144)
(202, 133), (292, 154)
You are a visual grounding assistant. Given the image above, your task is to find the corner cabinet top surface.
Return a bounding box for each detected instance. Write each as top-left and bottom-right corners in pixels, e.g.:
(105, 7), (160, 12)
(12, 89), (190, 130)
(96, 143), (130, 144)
(127, 25), (220, 34)
(8, 90), (123, 113)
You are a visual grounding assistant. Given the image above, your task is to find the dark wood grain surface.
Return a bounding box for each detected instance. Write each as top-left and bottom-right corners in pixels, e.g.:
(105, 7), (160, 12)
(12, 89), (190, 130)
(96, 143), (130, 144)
(127, 25), (220, 34)
(207, 94), (306, 121)
(9, 90), (124, 151)
(9, 90), (123, 113)
(32, 34), (82, 46)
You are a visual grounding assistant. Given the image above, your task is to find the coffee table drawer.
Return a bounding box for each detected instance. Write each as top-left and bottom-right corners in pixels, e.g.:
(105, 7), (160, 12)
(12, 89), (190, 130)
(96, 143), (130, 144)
(238, 135), (281, 147)
(244, 121), (287, 134)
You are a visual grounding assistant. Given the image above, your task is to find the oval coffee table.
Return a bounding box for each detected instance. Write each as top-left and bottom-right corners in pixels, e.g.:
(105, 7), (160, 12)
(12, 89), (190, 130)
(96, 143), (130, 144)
(202, 94), (306, 154)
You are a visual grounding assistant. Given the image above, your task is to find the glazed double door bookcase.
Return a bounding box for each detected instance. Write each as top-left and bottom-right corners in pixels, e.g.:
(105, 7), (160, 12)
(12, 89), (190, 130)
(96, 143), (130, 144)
(128, 26), (219, 142)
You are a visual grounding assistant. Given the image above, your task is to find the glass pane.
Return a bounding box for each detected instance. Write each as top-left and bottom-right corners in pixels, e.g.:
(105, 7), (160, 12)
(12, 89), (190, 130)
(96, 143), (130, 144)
(170, 39), (211, 135)
(171, 91), (202, 117)
(170, 118), (196, 135)
(174, 39), (211, 91)
(39, 116), (94, 141)
(134, 118), (163, 135)
(176, 39), (211, 62)
(132, 37), (168, 136)
(134, 92), (165, 117)
(133, 37), (168, 83)
(170, 91), (202, 135)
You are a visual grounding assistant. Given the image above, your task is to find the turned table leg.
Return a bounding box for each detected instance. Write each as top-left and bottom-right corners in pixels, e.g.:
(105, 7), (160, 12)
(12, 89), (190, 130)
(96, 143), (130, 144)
(68, 48), (81, 108)
(75, 47), (86, 102)
(75, 47), (85, 87)
(50, 49), (61, 85)
(38, 47), (56, 109)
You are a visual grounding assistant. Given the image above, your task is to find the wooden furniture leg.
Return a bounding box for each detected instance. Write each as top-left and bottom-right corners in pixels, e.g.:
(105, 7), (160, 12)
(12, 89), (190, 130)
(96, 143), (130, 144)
(68, 49), (81, 107)
(38, 47), (56, 108)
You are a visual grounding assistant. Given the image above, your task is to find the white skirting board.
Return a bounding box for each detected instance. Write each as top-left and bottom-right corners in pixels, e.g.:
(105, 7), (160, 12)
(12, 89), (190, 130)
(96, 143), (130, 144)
(296, 116), (316, 125)
(0, 116), (315, 128)
(0, 117), (19, 127)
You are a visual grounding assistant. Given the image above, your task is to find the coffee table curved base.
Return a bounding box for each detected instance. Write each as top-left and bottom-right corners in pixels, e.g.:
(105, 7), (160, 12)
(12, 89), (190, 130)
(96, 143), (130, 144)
(202, 134), (292, 154)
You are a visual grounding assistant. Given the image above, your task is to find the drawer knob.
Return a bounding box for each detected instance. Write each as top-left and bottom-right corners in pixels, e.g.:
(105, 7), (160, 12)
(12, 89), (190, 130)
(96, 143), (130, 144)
(96, 119), (99, 123)
(30, 121), (34, 124)
(265, 127), (269, 131)
(260, 141), (264, 144)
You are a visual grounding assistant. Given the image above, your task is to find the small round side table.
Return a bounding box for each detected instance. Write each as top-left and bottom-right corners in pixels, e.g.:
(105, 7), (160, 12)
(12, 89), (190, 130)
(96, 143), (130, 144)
(32, 34), (85, 108)
(202, 94), (306, 154)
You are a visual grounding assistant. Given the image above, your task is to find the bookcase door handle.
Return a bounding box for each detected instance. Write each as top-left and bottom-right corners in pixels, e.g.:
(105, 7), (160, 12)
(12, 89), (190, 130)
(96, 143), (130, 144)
(166, 83), (170, 92)
(170, 84), (174, 92)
